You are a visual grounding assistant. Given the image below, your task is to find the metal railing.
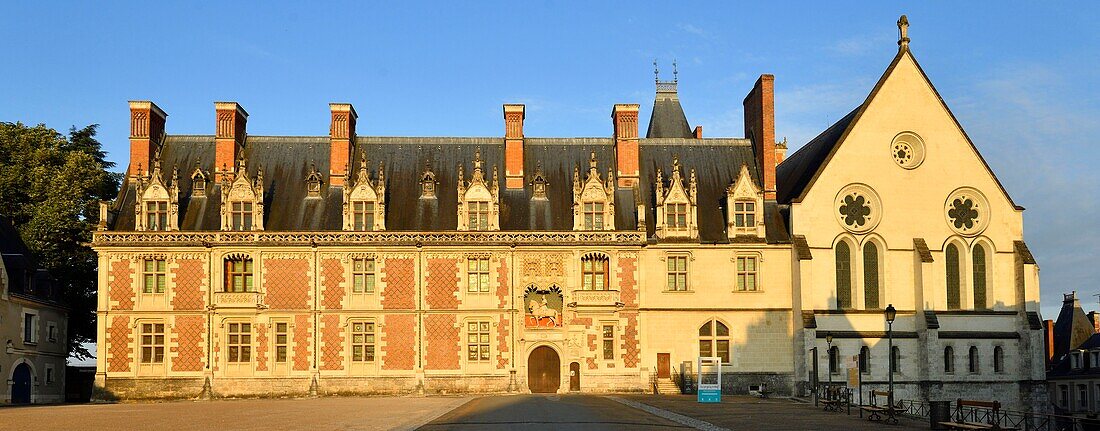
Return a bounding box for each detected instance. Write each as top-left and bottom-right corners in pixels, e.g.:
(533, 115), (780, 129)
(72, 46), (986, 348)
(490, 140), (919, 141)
(895, 399), (1100, 431)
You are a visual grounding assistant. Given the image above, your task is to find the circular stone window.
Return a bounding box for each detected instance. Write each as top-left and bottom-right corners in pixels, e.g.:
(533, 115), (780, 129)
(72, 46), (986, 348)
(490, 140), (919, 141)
(834, 184), (882, 233)
(891, 132), (925, 169)
(944, 187), (990, 236)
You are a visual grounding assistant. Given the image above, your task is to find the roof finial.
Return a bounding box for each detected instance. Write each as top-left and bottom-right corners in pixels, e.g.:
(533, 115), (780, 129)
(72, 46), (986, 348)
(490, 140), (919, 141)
(897, 15), (910, 48)
(673, 60), (678, 83)
(653, 59), (659, 84)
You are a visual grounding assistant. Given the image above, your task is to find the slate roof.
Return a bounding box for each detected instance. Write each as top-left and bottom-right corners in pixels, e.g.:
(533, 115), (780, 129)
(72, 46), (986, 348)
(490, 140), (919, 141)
(0, 215), (59, 304)
(775, 107), (859, 204)
(1053, 292), (1096, 363)
(1048, 333), (1100, 379)
(646, 89), (693, 138)
(109, 135), (789, 243)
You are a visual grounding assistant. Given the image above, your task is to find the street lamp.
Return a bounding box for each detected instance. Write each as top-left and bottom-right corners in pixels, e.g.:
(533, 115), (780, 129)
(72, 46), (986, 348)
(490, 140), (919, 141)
(885, 304), (897, 412)
(825, 332), (834, 388)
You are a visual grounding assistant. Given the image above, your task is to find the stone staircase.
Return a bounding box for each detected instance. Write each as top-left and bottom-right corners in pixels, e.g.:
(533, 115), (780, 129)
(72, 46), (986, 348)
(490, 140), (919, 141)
(655, 378), (681, 395)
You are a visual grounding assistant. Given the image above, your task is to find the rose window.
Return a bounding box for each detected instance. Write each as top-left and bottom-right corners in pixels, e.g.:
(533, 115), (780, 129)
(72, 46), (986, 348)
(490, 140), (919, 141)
(947, 198), (979, 230)
(891, 132), (925, 169)
(839, 195), (871, 228)
(944, 187), (989, 236)
(834, 185), (882, 233)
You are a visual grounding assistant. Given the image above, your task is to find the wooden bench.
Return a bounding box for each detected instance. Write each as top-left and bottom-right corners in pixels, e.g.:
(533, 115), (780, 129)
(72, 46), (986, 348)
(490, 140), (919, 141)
(820, 387), (849, 412)
(937, 399), (1017, 430)
(859, 390), (899, 424)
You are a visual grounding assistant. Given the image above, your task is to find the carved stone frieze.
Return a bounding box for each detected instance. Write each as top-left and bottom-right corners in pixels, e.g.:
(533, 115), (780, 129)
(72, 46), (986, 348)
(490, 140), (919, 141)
(93, 231), (646, 247)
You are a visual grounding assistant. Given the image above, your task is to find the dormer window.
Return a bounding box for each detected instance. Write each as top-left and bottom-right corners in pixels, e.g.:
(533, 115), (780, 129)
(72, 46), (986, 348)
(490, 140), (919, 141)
(573, 152), (615, 231)
(231, 202), (253, 230)
(145, 202), (168, 231)
(343, 158), (386, 231)
(191, 163), (208, 197)
(420, 164), (437, 199)
(134, 158), (179, 231)
(654, 156), (697, 239)
(726, 164), (764, 238)
(220, 159), (264, 231)
(733, 201), (755, 228)
(305, 164), (323, 198)
(530, 164), (548, 200)
(457, 150), (500, 231)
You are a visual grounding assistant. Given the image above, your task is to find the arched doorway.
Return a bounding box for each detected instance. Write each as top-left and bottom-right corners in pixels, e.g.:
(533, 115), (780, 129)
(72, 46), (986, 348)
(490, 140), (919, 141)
(11, 363), (32, 404)
(527, 346), (560, 393)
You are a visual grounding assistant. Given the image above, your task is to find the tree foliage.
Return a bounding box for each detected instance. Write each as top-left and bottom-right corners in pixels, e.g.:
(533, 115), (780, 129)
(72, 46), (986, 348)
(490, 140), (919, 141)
(0, 122), (120, 359)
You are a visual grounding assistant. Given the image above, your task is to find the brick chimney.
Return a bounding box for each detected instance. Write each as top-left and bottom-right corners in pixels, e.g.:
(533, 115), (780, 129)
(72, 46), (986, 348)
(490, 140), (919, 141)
(504, 104), (525, 189)
(128, 101), (167, 178)
(613, 104), (640, 188)
(329, 103), (358, 186)
(743, 74), (776, 200)
(1045, 319), (1055, 364)
(215, 102), (248, 180)
(692, 125), (703, 139)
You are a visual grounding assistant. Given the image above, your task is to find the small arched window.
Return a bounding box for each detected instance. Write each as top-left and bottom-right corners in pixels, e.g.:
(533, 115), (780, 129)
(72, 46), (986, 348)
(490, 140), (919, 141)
(828, 346), (840, 374)
(891, 346), (901, 373)
(864, 242), (880, 309)
(973, 244), (987, 309)
(836, 242), (852, 309)
(944, 346), (955, 374)
(993, 346), (1004, 373)
(969, 346), (980, 373)
(698, 320), (730, 364)
(858, 346), (870, 373)
(946, 244), (961, 309)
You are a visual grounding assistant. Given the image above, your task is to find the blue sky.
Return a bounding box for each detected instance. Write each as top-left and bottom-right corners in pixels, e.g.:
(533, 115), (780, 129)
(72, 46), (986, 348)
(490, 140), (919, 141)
(2, 2), (1097, 319)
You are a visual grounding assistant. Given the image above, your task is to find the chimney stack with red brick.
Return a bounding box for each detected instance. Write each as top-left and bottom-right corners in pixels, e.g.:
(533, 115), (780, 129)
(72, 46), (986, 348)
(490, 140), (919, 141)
(215, 102), (248, 180)
(613, 104), (640, 188)
(329, 103), (358, 186)
(743, 74), (776, 200)
(128, 101), (167, 178)
(504, 104), (525, 189)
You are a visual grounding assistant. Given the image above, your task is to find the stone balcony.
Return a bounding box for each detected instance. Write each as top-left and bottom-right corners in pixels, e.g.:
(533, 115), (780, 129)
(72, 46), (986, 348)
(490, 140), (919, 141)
(213, 291), (265, 309)
(570, 289), (622, 308)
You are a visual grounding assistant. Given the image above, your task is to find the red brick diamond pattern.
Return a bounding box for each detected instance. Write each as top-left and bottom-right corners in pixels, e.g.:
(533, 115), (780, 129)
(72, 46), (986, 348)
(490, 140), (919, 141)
(424, 314), (459, 370)
(586, 333), (598, 370)
(293, 314), (311, 371)
(425, 258), (460, 310)
(382, 314), (415, 370)
(320, 258), (345, 310)
(109, 260), (134, 310)
(618, 256), (638, 308)
(255, 323), (269, 371)
(107, 316), (132, 372)
(320, 314), (344, 371)
(172, 315), (205, 372)
(265, 258), (310, 310)
(622, 312), (640, 368)
(495, 257), (509, 308)
(381, 258), (415, 310)
(171, 259), (205, 311)
(496, 313), (510, 369)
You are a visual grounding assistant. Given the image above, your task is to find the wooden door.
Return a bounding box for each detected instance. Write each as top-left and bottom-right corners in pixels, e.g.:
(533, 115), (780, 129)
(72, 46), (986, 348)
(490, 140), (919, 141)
(657, 353), (671, 379)
(569, 362), (581, 391)
(12, 363), (31, 404)
(527, 346), (561, 393)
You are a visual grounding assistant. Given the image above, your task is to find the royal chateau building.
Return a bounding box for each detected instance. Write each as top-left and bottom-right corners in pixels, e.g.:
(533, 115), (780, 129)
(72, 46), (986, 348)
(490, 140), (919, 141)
(92, 17), (1046, 410)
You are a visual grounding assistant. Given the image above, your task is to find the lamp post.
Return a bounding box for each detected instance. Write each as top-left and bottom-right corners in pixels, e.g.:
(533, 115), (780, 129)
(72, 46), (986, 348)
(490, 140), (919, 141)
(826, 332), (834, 389)
(885, 304), (897, 410)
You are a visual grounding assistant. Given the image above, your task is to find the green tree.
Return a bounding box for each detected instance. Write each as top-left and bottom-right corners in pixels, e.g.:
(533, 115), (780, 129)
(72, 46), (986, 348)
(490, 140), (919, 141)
(0, 122), (120, 359)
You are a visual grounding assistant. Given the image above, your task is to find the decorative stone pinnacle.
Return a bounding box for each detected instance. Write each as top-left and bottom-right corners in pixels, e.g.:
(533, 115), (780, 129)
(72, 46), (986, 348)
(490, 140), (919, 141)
(898, 15), (910, 48)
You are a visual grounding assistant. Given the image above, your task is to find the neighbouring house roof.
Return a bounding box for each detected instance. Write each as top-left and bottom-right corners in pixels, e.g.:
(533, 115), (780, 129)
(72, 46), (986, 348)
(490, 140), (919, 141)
(0, 214), (61, 305)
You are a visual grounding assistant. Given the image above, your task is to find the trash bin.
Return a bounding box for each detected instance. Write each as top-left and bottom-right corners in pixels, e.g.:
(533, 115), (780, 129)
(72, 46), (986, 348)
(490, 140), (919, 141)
(929, 400), (951, 430)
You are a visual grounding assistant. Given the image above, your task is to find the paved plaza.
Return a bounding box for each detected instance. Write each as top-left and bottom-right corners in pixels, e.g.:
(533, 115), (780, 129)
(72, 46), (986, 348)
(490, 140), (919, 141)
(0, 394), (930, 430)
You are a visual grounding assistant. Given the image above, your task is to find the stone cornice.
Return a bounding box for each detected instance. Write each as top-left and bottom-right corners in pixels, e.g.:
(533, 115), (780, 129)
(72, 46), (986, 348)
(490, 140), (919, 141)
(92, 230), (647, 248)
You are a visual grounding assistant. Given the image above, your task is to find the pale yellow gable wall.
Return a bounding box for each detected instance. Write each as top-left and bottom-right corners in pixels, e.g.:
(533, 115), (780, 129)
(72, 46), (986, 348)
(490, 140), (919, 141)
(791, 50), (1028, 313)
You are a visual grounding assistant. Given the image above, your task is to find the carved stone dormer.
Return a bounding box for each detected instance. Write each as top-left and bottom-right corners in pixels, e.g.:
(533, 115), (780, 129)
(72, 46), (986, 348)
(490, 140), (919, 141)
(220, 158), (264, 231)
(342, 157), (386, 231)
(133, 157), (179, 231)
(573, 152), (616, 231)
(190, 162), (209, 198)
(726, 163), (764, 238)
(457, 150), (500, 231)
(420, 163), (438, 199)
(305, 163), (324, 198)
(530, 163), (549, 200)
(655, 156), (698, 239)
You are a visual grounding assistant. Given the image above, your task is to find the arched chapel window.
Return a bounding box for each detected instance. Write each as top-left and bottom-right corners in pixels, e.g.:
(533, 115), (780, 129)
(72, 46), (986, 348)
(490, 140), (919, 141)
(835, 242), (852, 309)
(891, 346), (901, 373)
(698, 320), (730, 364)
(946, 244), (961, 309)
(858, 346), (869, 373)
(863, 242), (880, 309)
(944, 346), (955, 374)
(968, 346), (980, 373)
(993, 346), (1004, 373)
(828, 346), (840, 374)
(973, 244), (987, 309)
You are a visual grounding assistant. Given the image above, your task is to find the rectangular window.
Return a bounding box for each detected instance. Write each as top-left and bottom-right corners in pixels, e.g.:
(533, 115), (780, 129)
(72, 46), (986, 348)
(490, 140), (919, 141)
(23, 313), (36, 343)
(1060, 385), (1069, 408)
(230, 201), (253, 230)
(666, 256), (688, 291)
(274, 322), (289, 363)
(140, 322), (165, 364)
(227, 322), (251, 363)
(467, 321), (491, 362)
(734, 201), (755, 228)
(47, 323), (57, 343)
(351, 321), (375, 362)
(602, 325), (615, 360)
(145, 201), (168, 231)
(1080, 385), (1089, 410)
(468, 201), (490, 231)
(666, 203), (687, 229)
(583, 202), (604, 230)
(737, 256), (758, 291)
(45, 367), (54, 384)
(467, 257), (490, 293)
(352, 258), (376, 294)
(582, 258), (608, 290)
(143, 258), (167, 294)
(352, 201), (375, 231)
(225, 259), (254, 292)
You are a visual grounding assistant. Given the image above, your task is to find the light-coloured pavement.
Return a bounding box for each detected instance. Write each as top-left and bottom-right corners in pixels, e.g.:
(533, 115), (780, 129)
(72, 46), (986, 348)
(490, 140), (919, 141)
(619, 394), (928, 430)
(0, 396), (470, 431)
(418, 394), (687, 430)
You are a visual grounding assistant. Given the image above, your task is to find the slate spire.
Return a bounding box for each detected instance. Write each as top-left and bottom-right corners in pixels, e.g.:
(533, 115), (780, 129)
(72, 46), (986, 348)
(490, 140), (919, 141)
(646, 61), (693, 138)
